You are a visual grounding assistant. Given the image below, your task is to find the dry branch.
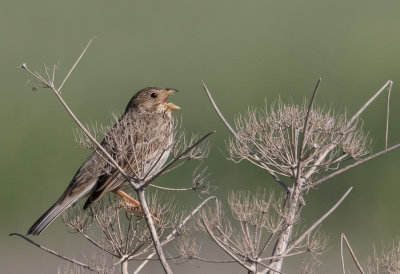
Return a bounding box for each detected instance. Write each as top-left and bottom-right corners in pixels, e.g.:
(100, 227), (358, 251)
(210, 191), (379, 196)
(19, 38), (214, 274)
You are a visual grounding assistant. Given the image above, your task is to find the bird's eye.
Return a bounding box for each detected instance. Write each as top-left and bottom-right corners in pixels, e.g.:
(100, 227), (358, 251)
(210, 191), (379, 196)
(150, 93), (158, 98)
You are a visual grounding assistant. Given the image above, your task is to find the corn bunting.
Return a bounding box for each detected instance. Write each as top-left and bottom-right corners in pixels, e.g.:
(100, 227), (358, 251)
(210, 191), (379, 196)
(28, 87), (180, 236)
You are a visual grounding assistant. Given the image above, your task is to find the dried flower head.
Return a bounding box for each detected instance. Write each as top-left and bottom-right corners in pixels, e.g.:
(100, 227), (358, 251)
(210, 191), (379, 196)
(176, 234), (202, 261)
(228, 100), (371, 183)
(366, 238), (400, 274)
(62, 203), (92, 233)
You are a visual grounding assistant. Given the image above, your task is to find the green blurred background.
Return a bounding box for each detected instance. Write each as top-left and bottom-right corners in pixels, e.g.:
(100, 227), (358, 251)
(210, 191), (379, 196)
(1, 0), (400, 273)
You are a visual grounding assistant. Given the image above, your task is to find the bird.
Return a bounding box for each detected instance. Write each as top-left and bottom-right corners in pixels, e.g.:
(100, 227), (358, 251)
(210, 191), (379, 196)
(27, 87), (180, 236)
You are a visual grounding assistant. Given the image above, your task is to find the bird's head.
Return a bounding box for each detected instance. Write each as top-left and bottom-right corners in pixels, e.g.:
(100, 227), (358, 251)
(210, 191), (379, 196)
(126, 87), (180, 115)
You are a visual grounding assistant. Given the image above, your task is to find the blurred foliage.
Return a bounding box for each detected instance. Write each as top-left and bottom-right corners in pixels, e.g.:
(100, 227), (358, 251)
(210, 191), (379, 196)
(1, 0), (400, 273)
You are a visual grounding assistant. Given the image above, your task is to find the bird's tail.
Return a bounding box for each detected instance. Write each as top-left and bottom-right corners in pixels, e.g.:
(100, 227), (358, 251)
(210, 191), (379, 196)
(27, 196), (79, 236)
(27, 175), (98, 236)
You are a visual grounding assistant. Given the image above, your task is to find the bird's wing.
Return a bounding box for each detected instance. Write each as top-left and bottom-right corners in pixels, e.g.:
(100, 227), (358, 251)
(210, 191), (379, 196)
(83, 112), (174, 208)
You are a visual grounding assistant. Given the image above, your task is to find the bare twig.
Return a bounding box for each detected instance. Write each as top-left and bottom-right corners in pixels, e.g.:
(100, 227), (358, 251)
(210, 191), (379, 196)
(79, 229), (117, 257)
(137, 189), (172, 274)
(202, 217), (256, 273)
(301, 80), (394, 183)
(189, 256), (236, 263)
(340, 233), (365, 274)
(283, 187), (352, 258)
(133, 196), (217, 273)
(21, 40), (134, 188)
(296, 78), (321, 183)
(346, 80), (392, 127)
(140, 131), (215, 189)
(302, 143), (400, 191)
(149, 184), (196, 191)
(385, 81), (393, 149)
(59, 37), (96, 91)
(10, 233), (105, 273)
(201, 81), (238, 138)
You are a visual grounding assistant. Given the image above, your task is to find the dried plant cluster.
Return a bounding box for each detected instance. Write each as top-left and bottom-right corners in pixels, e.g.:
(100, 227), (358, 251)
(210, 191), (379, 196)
(61, 193), (183, 273)
(13, 39), (218, 274)
(364, 238), (400, 274)
(200, 80), (399, 274)
(228, 101), (370, 183)
(13, 40), (400, 274)
(200, 95), (365, 273)
(58, 119), (212, 273)
(199, 190), (326, 273)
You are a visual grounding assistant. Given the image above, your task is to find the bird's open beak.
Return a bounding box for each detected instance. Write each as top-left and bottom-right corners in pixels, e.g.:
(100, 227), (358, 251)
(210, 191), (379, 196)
(165, 89), (181, 110)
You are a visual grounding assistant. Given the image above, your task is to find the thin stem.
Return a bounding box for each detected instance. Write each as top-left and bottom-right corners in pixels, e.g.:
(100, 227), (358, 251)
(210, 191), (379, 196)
(79, 229), (117, 257)
(190, 256), (237, 263)
(385, 81), (393, 149)
(143, 149), (168, 181)
(51, 83), (134, 186)
(340, 233), (365, 274)
(58, 37), (96, 91)
(136, 189), (172, 274)
(22, 45), (135, 189)
(202, 218), (255, 273)
(9, 233), (104, 273)
(347, 80), (392, 127)
(133, 196), (217, 273)
(258, 220), (284, 258)
(302, 80), (394, 183)
(283, 187), (352, 256)
(149, 184), (195, 191)
(295, 78), (321, 184)
(201, 81), (238, 138)
(140, 131), (215, 189)
(302, 143), (400, 191)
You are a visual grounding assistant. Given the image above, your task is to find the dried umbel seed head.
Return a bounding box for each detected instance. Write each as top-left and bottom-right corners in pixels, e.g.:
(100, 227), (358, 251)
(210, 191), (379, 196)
(175, 235), (201, 261)
(62, 204), (92, 232)
(366, 237), (400, 274)
(228, 100), (371, 182)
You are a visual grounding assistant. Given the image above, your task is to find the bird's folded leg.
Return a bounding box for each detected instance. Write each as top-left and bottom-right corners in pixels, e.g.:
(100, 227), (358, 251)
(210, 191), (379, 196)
(114, 189), (141, 208)
(114, 189), (160, 224)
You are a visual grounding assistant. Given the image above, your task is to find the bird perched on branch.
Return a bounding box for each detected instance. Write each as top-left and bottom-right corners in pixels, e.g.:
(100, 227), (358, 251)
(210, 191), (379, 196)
(28, 87), (180, 236)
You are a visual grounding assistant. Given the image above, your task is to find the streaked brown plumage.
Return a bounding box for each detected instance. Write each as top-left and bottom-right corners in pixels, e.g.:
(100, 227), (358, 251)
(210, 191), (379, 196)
(28, 87), (180, 236)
